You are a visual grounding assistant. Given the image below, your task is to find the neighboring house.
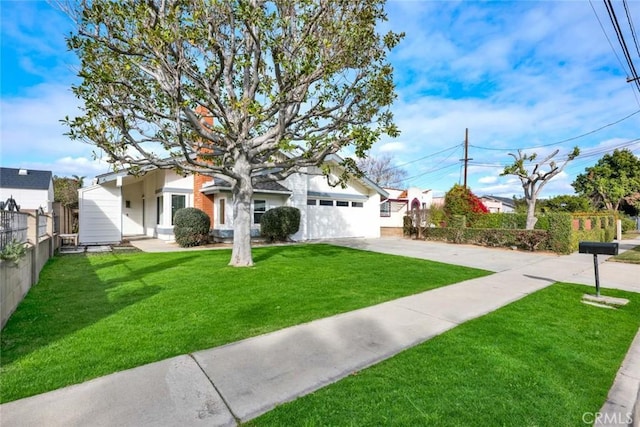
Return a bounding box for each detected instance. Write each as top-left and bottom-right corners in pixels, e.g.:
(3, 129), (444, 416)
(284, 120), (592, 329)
(78, 154), (388, 245)
(0, 167), (54, 213)
(380, 187), (433, 228)
(431, 196), (445, 208)
(480, 195), (516, 213)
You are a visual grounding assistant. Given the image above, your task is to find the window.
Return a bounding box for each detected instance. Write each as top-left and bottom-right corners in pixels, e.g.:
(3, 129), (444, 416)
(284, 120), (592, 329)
(336, 201), (349, 207)
(307, 199), (317, 205)
(156, 196), (164, 225)
(219, 198), (225, 225)
(352, 201), (363, 208)
(254, 199), (266, 224)
(380, 200), (391, 217)
(171, 194), (186, 225)
(319, 200), (333, 206)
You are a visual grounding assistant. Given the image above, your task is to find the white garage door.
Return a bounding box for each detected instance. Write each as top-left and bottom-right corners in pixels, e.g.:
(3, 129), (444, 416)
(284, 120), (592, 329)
(79, 185), (122, 245)
(305, 199), (375, 240)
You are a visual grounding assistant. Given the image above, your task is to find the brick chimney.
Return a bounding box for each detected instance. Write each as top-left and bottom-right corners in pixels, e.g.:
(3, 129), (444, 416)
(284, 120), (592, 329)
(193, 106), (215, 224)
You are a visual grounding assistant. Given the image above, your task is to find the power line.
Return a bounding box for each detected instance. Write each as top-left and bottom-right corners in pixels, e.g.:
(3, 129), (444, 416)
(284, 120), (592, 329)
(387, 143), (462, 170)
(397, 146), (462, 186)
(623, 0), (640, 60)
(468, 138), (640, 168)
(470, 109), (640, 152)
(591, 0), (629, 73)
(362, 143), (462, 183)
(590, 0), (640, 106)
(604, 0), (640, 94)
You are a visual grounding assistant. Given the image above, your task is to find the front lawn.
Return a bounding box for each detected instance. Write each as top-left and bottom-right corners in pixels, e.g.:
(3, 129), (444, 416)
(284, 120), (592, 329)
(0, 244), (490, 403)
(610, 245), (640, 264)
(250, 284), (640, 426)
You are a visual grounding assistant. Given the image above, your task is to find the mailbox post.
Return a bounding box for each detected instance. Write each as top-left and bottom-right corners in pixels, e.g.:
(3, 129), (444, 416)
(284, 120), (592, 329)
(578, 242), (619, 297)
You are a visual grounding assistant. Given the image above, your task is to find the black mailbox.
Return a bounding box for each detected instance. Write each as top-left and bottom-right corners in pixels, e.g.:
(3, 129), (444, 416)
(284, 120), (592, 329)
(578, 242), (619, 256)
(578, 241), (619, 297)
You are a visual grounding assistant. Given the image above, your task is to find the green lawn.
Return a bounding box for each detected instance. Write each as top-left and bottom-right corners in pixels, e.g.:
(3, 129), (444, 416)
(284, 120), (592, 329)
(249, 284), (640, 427)
(610, 245), (640, 264)
(0, 244), (490, 403)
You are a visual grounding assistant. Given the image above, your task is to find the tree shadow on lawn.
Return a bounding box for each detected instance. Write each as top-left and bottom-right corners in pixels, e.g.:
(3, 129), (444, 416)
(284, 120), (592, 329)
(0, 252), (200, 367)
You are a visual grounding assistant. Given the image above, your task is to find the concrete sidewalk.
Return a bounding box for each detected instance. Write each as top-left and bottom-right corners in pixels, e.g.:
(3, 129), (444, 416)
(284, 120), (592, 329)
(1, 238), (639, 426)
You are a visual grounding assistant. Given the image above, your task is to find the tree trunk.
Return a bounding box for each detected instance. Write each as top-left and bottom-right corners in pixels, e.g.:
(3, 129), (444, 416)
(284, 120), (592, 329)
(526, 197), (538, 230)
(230, 156), (254, 267)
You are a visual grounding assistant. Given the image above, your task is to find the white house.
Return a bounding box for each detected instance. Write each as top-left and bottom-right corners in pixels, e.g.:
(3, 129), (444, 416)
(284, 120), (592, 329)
(78, 155), (388, 245)
(480, 195), (516, 213)
(0, 167), (54, 213)
(379, 187), (433, 228)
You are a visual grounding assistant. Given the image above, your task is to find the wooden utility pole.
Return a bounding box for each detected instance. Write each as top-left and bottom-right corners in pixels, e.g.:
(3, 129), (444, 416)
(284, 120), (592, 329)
(463, 128), (470, 189)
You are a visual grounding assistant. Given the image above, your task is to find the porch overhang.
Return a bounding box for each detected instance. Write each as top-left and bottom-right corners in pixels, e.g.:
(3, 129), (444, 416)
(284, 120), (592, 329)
(200, 178), (292, 196)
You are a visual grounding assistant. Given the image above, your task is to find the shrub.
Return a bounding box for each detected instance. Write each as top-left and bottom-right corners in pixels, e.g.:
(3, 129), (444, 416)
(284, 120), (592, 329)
(621, 216), (636, 233)
(545, 213), (573, 254)
(0, 239), (27, 263)
(429, 204), (446, 227)
(444, 184), (488, 227)
(260, 206), (300, 242)
(402, 215), (415, 236)
(173, 208), (210, 247)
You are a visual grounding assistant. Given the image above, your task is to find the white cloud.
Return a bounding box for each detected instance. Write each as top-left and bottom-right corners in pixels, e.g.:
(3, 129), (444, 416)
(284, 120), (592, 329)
(478, 176), (497, 184)
(0, 83), (111, 178)
(378, 141), (407, 153)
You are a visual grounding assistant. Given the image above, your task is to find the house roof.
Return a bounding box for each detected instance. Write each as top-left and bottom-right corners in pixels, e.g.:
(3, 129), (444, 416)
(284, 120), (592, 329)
(323, 154), (389, 198)
(92, 154), (389, 198)
(0, 167), (52, 190)
(201, 178), (292, 195)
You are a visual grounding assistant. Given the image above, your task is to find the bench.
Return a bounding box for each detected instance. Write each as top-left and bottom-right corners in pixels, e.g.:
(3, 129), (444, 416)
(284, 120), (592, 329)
(59, 233), (79, 248)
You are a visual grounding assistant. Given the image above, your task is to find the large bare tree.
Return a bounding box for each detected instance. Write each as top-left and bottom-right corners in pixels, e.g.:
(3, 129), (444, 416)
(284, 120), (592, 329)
(62, 0), (402, 266)
(356, 154), (408, 188)
(502, 147), (579, 229)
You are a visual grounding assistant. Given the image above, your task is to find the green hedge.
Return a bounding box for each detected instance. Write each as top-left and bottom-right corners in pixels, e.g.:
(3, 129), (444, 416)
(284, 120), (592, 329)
(423, 227), (550, 252)
(473, 213), (525, 229)
(417, 211), (615, 254)
(173, 208), (211, 247)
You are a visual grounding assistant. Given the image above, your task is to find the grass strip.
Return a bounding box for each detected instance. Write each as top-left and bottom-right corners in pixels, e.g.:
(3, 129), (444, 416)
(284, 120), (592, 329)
(249, 284), (640, 427)
(610, 245), (640, 264)
(0, 244), (489, 403)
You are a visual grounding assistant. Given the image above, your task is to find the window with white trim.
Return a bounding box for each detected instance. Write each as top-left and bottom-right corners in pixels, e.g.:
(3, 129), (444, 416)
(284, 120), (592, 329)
(254, 200), (266, 224)
(219, 198), (226, 225)
(171, 195), (186, 225)
(157, 196), (164, 225)
(380, 200), (391, 217)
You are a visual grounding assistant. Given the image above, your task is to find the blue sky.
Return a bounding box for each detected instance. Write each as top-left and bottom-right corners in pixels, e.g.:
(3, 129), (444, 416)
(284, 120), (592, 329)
(1, 1), (639, 198)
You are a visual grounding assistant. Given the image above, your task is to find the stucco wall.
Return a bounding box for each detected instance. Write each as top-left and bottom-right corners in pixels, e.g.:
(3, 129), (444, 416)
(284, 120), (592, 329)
(0, 249), (32, 328)
(1, 235), (53, 329)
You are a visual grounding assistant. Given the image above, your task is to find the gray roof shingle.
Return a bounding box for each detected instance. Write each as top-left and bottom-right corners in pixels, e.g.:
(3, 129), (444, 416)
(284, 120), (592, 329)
(0, 167), (53, 190)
